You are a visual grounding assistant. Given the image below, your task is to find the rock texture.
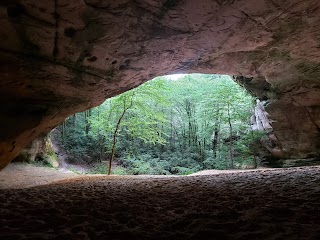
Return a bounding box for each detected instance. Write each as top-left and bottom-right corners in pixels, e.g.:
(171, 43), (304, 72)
(1, 167), (320, 239)
(13, 134), (59, 167)
(251, 99), (273, 132)
(1, 0), (320, 168)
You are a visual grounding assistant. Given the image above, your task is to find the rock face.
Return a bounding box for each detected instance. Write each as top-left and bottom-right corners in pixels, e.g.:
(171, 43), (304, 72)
(1, 0), (320, 169)
(251, 99), (273, 133)
(13, 134), (59, 168)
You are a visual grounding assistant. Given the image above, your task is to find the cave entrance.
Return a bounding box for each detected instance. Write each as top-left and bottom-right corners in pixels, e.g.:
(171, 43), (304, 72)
(49, 74), (268, 175)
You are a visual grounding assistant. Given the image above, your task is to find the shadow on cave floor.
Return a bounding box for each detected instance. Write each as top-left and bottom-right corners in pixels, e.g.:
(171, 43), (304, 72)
(1, 166), (320, 239)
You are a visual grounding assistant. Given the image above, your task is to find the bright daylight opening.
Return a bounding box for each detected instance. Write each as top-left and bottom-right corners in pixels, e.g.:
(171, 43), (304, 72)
(165, 74), (187, 80)
(49, 74), (265, 175)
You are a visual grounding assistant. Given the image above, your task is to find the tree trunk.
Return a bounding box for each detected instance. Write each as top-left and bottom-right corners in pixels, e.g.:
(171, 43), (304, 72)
(175, 128), (182, 151)
(72, 114), (76, 127)
(97, 106), (104, 163)
(170, 110), (174, 150)
(61, 120), (66, 143)
(212, 107), (220, 161)
(227, 104), (233, 169)
(85, 110), (91, 136)
(212, 128), (219, 159)
(108, 95), (133, 175)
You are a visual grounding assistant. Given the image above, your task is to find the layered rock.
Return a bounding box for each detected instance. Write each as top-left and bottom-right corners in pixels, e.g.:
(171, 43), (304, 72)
(13, 134), (59, 168)
(251, 99), (272, 133)
(1, 0), (320, 169)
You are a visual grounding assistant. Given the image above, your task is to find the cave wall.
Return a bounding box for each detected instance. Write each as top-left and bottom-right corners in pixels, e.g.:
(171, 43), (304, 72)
(1, 0), (320, 169)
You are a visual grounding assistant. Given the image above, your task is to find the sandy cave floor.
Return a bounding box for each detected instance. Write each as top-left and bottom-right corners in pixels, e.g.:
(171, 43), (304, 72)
(1, 165), (320, 239)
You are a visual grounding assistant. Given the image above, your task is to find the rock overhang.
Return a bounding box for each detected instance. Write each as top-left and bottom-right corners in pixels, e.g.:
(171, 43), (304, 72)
(1, 0), (320, 169)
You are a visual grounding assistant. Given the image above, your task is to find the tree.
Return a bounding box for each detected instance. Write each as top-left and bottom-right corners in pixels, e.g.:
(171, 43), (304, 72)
(207, 78), (253, 168)
(108, 92), (135, 175)
(90, 79), (168, 174)
(54, 73), (258, 174)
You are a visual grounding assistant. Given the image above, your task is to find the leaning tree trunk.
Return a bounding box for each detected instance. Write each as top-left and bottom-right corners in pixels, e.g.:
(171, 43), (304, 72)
(108, 96), (133, 175)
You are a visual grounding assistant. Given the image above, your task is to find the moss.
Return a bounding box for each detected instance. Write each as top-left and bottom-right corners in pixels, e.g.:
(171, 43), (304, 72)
(44, 151), (59, 168)
(39, 137), (59, 168)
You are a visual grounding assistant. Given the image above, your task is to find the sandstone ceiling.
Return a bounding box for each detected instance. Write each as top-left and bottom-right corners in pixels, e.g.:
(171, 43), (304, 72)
(1, 0), (320, 169)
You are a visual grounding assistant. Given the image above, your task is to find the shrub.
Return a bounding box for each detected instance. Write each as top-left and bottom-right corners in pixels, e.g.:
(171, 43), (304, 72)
(112, 166), (129, 175)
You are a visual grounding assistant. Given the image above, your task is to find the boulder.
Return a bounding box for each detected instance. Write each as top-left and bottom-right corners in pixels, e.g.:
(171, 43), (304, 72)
(13, 134), (59, 168)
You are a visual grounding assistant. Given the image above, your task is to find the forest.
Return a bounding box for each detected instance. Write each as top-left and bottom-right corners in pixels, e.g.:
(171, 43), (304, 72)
(53, 74), (264, 175)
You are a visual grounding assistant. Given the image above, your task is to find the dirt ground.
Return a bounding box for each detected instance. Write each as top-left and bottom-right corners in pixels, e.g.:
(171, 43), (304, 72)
(0, 163), (78, 189)
(1, 164), (320, 239)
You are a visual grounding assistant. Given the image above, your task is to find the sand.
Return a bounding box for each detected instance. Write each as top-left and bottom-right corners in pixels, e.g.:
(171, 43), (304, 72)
(0, 163), (78, 189)
(1, 164), (320, 239)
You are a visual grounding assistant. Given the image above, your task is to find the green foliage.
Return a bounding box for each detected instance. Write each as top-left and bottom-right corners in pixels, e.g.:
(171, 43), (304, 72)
(33, 158), (54, 168)
(170, 166), (196, 175)
(44, 154), (58, 168)
(118, 154), (170, 175)
(56, 74), (264, 174)
(112, 166), (129, 175)
(88, 164), (108, 174)
(69, 168), (85, 175)
(52, 112), (100, 164)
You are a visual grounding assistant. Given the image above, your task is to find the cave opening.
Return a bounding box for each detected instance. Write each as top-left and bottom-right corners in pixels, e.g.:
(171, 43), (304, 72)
(2, 1), (320, 238)
(40, 73), (269, 176)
